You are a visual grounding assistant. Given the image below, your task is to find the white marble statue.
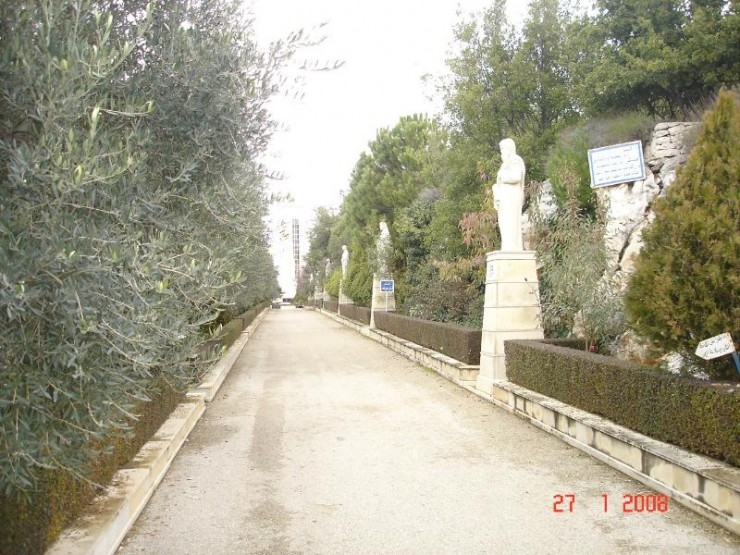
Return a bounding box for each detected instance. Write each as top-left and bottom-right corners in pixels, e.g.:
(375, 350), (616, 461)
(325, 258), (331, 279)
(377, 221), (391, 276)
(493, 138), (526, 251)
(341, 245), (349, 278)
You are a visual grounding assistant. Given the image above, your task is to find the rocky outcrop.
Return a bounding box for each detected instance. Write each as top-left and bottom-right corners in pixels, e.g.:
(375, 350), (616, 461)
(596, 122), (700, 292)
(524, 121), (701, 363)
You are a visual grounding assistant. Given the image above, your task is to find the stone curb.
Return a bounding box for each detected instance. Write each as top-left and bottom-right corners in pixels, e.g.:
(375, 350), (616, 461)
(46, 308), (269, 555)
(316, 307), (740, 536)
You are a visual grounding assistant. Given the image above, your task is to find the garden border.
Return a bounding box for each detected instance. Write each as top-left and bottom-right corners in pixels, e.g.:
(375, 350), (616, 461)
(46, 308), (270, 555)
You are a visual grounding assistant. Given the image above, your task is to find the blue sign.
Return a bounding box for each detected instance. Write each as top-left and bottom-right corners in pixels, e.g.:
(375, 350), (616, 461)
(380, 279), (394, 292)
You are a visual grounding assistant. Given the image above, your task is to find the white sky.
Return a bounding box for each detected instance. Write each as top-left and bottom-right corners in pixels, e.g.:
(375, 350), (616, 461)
(249, 0), (530, 216)
(247, 0), (531, 295)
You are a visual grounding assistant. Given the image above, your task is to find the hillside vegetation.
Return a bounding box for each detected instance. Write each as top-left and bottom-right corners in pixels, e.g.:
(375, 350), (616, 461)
(301, 0), (739, 378)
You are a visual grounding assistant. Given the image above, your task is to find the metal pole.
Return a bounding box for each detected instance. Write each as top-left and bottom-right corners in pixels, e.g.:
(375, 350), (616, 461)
(732, 351), (740, 379)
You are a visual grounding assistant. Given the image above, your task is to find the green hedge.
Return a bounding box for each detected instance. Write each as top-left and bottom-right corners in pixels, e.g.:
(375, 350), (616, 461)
(505, 340), (740, 467)
(374, 312), (482, 364)
(0, 301), (267, 554)
(339, 304), (371, 325)
(0, 381), (184, 555)
(324, 299), (339, 314)
(198, 302), (268, 357)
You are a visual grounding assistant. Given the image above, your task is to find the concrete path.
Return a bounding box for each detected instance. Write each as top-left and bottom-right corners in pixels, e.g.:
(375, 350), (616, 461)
(118, 308), (739, 554)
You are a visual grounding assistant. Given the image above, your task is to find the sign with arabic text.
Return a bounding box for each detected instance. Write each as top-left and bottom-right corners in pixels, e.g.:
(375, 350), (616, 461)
(588, 141), (646, 188)
(695, 333), (735, 360)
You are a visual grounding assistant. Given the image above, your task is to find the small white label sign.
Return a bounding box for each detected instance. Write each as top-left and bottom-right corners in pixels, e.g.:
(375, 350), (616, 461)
(695, 332), (735, 360)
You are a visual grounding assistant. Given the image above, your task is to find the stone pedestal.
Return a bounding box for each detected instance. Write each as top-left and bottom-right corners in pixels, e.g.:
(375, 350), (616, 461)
(477, 251), (543, 395)
(369, 275), (396, 328)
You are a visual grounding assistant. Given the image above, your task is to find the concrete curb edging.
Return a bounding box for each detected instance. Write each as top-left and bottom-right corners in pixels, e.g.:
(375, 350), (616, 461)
(316, 308), (740, 536)
(46, 308), (269, 555)
(192, 307), (269, 401)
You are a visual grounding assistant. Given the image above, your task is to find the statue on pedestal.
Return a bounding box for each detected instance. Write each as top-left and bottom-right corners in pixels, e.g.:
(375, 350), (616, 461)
(341, 245), (349, 279)
(493, 138), (525, 251)
(376, 221), (391, 276)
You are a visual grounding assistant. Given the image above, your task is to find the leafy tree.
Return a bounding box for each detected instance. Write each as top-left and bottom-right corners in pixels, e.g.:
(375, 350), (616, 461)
(625, 89), (740, 379)
(0, 0), (289, 496)
(304, 206), (339, 285)
(531, 168), (626, 349)
(577, 0), (740, 117)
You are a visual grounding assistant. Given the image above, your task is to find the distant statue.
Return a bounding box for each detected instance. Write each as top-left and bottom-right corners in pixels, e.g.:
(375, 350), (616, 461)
(376, 221), (391, 276)
(325, 258), (331, 279)
(341, 245), (349, 279)
(493, 138), (525, 251)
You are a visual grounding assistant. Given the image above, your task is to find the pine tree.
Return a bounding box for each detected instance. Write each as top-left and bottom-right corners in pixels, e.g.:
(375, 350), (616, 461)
(625, 90), (740, 379)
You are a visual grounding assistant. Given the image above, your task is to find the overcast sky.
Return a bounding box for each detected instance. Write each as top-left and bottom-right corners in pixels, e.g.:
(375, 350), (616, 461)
(247, 0), (530, 295)
(248, 0), (530, 220)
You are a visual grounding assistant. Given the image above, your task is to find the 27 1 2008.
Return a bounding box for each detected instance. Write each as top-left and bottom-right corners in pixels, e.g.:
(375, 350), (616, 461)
(552, 493), (670, 513)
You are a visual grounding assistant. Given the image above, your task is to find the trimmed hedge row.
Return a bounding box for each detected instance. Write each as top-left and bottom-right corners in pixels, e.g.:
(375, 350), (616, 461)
(0, 380), (184, 555)
(339, 304), (371, 325)
(324, 299), (339, 313)
(505, 340), (740, 467)
(0, 302), (267, 555)
(199, 302), (268, 356)
(374, 312), (482, 364)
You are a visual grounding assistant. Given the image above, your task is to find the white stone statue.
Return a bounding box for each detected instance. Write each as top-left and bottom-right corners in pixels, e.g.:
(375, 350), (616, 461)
(341, 245), (349, 279)
(325, 258), (331, 279)
(493, 138), (526, 251)
(376, 221), (391, 276)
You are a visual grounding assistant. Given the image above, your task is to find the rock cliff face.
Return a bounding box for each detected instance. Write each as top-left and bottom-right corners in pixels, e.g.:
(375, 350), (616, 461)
(527, 122), (700, 289)
(597, 122), (700, 292)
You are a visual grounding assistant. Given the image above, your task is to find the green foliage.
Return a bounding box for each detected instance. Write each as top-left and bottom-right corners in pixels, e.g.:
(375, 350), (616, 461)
(546, 135), (595, 213)
(576, 0), (740, 117)
(374, 312), (482, 365)
(625, 90), (740, 379)
(0, 0), (287, 498)
(546, 111), (658, 213)
(325, 269), (342, 299)
(343, 243), (372, 307)
(506, 340), (740, 466)
(304, 206), (339, 284)
(0, 380), (183, 555)
(531, 168), (626, 348)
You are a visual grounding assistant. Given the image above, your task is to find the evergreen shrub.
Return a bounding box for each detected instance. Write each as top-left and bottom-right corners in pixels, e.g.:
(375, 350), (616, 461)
(506, 340), (740, 466)
(339, 305), (371, 325)
(625, 90), (740, 380)
(374, 312), (481, 364)
(0, 381), (183, 555)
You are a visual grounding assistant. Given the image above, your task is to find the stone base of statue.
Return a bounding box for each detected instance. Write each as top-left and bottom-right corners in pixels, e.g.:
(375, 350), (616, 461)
(369, 274), (396, 328)
(477, 251), (544, 395)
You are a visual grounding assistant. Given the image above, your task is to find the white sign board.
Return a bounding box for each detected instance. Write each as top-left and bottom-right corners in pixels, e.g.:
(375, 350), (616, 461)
(588, 140), (646, 188)
(695, 332), (735, 360)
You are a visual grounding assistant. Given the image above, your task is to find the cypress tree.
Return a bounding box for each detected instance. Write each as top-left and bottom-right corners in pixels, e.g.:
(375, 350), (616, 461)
(625, 90), (740, 379)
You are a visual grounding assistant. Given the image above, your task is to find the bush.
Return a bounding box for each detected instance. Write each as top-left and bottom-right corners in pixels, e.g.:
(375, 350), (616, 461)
(625, 90), (740, 380)
(506, 340), (740, 466)
(325, 269), (342, 299)
(374, 312), (481, 364)
(0, 380), (184, 555)
(339, 304), (371, 325)
(0, 0), (284, 499)
(530, 170), (626, 349)
(545, 112), (658, 214)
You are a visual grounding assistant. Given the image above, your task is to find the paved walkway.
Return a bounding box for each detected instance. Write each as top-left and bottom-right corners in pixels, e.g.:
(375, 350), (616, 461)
(118, 308), (739, 554)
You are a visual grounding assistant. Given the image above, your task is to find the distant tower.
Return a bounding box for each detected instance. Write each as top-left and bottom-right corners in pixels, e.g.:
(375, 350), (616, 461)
(292, 218), (300, 283)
